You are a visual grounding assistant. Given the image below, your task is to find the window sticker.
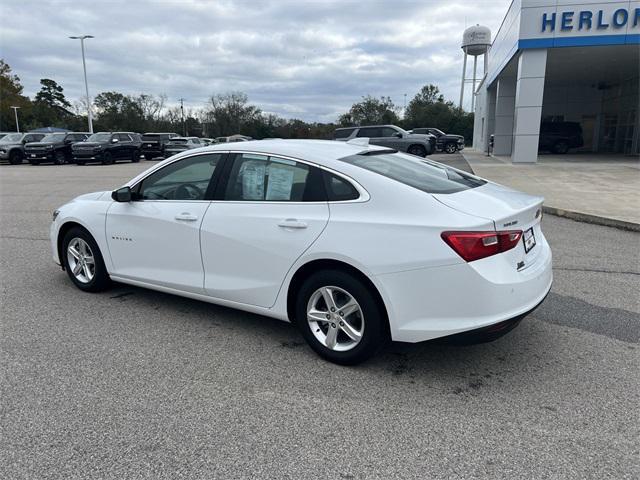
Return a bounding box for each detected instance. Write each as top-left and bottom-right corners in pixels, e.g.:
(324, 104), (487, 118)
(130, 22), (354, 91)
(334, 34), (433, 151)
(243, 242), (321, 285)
(240, 160), (266, 200)
(266, 164), (295, 200)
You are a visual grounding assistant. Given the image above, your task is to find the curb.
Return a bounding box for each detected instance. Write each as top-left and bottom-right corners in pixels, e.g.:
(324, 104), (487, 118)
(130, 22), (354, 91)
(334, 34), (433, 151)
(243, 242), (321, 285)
(458, 152), (639, 233)
(542, 206), (640, 232)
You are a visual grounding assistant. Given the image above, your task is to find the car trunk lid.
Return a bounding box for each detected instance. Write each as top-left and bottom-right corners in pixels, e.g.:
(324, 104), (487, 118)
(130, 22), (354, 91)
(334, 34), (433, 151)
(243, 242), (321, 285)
(433, 182), (544, 267)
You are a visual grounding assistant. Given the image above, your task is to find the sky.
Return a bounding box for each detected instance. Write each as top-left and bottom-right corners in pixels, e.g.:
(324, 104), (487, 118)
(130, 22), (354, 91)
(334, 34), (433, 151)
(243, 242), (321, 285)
(1, 0), (510, 122)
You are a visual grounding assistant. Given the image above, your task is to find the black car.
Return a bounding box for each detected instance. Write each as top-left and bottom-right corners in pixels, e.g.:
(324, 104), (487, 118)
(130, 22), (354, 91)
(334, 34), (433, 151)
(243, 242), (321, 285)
(411, 128), (465, 154)
(140, 132), (179, 160)
(72, 132), (142, 165)
(538, 121), (583, 154)
(25, 132), (90, 165)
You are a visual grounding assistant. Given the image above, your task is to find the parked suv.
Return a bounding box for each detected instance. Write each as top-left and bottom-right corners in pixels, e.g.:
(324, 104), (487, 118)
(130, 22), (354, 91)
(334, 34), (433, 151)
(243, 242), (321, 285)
(25, 132), (90, 165)
(163, 136), (203, 157)
(0, 132), (46, 164)
(538, 121), (583, 154)
(140, 132), (179, 160)
(333, 125), (435, 157)
(73, 132), (142, 165)
(410, 128), (465, 154)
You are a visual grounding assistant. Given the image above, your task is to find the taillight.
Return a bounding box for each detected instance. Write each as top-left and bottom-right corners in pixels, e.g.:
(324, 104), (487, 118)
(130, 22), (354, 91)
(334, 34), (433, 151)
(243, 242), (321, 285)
(441, 230), (522, 262)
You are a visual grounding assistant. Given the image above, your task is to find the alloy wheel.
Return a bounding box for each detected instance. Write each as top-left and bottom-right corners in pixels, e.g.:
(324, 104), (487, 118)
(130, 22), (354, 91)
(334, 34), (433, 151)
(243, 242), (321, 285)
(445, 143), (457, 154)
(67, 237), (95, 284)
(306, 286), (364, 352)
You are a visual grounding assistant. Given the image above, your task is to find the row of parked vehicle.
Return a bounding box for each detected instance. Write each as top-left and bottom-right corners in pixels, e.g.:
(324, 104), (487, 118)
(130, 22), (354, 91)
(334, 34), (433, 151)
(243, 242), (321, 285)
(0, 124), (466, 166)
(0, 131), (254, 166)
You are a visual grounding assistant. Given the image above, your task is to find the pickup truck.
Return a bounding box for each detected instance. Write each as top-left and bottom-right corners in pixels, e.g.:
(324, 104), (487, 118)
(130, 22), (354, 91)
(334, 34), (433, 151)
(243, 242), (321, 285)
(410, 128), (464, 154)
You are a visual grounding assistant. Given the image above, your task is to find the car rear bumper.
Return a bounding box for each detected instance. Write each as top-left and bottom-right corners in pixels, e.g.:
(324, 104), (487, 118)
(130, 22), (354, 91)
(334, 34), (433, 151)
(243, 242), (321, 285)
(375, 234), (553, 343)
(141, 148), (164, 156)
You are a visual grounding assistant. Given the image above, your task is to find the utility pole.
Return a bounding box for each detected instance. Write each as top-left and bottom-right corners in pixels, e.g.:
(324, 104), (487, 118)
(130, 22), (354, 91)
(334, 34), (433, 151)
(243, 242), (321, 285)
(69, 35), (94, 133)
(179, 98), (186, 136)
(10, 106), (20, 132)
(403, 93), (407, 119)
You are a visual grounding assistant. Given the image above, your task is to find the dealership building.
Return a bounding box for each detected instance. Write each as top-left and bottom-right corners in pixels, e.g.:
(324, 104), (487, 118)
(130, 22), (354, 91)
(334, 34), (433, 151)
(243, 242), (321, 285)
(472, 0), (639, 162)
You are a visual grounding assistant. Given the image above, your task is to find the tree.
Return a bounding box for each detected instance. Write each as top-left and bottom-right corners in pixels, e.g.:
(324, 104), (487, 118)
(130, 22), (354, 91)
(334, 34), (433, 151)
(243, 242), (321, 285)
(405, 84), (474, 142)
(93, 91), (145, 131)
(203, 92), (262, 137)
(34, 78), (72, 110)
(338, 95), (399, 126)
(0, 59), (31, 131)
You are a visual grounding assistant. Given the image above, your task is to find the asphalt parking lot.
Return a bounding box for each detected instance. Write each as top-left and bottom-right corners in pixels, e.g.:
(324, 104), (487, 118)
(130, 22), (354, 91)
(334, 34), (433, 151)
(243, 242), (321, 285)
(1, 157), (639, 479)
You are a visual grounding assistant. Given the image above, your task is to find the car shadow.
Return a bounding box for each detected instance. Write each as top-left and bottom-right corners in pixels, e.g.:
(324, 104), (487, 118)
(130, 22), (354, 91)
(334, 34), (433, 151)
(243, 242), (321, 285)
(101, 280), (553, 395)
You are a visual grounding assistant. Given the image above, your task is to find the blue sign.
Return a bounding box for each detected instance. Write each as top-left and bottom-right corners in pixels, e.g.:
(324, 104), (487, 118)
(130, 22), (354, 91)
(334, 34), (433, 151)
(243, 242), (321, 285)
(542, 8), (640, 32)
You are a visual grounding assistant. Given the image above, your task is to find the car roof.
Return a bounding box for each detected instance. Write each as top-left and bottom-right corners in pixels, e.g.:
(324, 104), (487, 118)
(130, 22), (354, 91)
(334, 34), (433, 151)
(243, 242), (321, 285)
(194, 139), (389, 167)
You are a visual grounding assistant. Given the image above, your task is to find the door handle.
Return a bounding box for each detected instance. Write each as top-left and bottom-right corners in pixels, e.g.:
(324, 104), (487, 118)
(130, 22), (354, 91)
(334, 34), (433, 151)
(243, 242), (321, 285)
(175, 213), (198, 222)
(277, 219), (308, 229)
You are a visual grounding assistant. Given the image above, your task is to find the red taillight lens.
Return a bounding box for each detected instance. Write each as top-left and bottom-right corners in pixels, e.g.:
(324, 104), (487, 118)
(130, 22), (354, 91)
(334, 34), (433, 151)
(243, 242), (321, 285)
(441, 230), (523, 262)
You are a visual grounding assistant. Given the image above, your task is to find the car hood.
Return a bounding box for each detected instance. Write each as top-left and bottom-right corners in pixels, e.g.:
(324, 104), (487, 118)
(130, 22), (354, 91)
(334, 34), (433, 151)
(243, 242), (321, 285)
(25, 142), (57, 148)
(433, 182), (543, 230)
(74, 142), (105, 148)
(72, 191), (111, 202)
(442, 134), (464, 141)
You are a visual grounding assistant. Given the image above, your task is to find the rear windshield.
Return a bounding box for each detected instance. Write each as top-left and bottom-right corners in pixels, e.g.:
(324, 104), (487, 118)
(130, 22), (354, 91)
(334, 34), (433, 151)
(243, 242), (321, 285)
(339, 152), (486, 194)
(333, 128), (355, 139)
(168, 139), (188, 144)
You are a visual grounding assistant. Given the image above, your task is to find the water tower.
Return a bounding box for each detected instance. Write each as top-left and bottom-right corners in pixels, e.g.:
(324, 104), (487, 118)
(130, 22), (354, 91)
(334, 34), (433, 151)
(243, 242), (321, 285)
(459, 25), (491, 111)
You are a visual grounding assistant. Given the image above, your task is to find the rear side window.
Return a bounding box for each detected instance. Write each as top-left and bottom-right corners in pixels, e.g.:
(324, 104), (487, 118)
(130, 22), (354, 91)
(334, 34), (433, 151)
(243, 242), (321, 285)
(356, 127), (382, 138)
(334, 129), (354, 139)
(323, 172), (359, 201)
(339, 152), (486, 194)
(224, 153), (324, 202)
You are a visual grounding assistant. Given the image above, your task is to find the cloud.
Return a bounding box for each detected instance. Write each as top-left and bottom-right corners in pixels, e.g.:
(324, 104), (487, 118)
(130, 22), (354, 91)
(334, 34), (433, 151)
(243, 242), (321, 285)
(2, 0), (509, 122)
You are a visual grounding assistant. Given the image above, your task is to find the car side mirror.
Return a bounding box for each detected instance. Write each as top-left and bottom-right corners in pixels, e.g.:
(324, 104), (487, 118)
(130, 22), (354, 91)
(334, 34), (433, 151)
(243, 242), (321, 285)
(112, 138), (119, 143)
(393, 132), (403, 138)
(111, 186), (132, 202)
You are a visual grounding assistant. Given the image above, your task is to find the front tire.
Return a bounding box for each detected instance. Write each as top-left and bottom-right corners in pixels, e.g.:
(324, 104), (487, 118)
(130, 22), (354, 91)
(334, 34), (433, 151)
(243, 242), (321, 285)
(131, 149), (141, 162)
(144, 154), (153, 161)
(62, 227), (111, 292)
(444, 142), (458, 154)
(54, 151), (66, 165)
(9, 150), (23, 165)
(295, 270), (387, 365)
(407, 144), (427, 157)
(101, 152), (114, 165)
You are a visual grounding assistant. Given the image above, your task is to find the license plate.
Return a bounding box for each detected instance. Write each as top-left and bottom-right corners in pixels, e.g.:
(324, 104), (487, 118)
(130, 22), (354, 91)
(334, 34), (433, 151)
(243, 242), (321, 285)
(523, 227), (536, 253)
(30, 154), (36, 158)
(147, 144), (153, 147)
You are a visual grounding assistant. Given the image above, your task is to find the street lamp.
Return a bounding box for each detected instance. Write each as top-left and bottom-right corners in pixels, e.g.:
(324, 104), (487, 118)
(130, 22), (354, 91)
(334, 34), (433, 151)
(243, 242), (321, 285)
(69, 35), (94, 133)
(10, 106), (20, 132)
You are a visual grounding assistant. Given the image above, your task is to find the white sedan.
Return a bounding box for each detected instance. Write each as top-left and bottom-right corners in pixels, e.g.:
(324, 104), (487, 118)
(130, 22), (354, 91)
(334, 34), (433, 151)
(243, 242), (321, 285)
(50, 139), (552, 364)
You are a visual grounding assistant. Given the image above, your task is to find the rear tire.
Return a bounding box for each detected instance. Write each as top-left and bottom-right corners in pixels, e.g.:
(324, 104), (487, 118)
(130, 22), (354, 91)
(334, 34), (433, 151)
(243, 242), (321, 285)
(444, 142), (458, 154)
(61, 227), (111, 292)
(407, 144), (427, 157)
(144, 154), (153, 161)
(295, 270), (387, 365)
(101, 152), (114, 165)
(131, 149), (141, 162)
(9, 150), (23, 165)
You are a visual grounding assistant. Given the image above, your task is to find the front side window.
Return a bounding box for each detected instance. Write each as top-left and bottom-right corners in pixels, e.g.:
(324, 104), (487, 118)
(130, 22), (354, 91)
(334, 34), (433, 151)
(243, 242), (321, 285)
(117, 133), (131, 142)
(380, 127), (398, 137)
(224, 153), (323, 202)
(138, 153), (222, 201)
(339, 152), (486, 194)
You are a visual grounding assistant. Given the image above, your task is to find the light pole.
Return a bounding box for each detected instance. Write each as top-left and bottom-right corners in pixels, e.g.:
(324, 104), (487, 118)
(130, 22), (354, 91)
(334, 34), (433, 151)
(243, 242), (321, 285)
(10, 106), (20, 132)
(69, 35), (94, 133)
